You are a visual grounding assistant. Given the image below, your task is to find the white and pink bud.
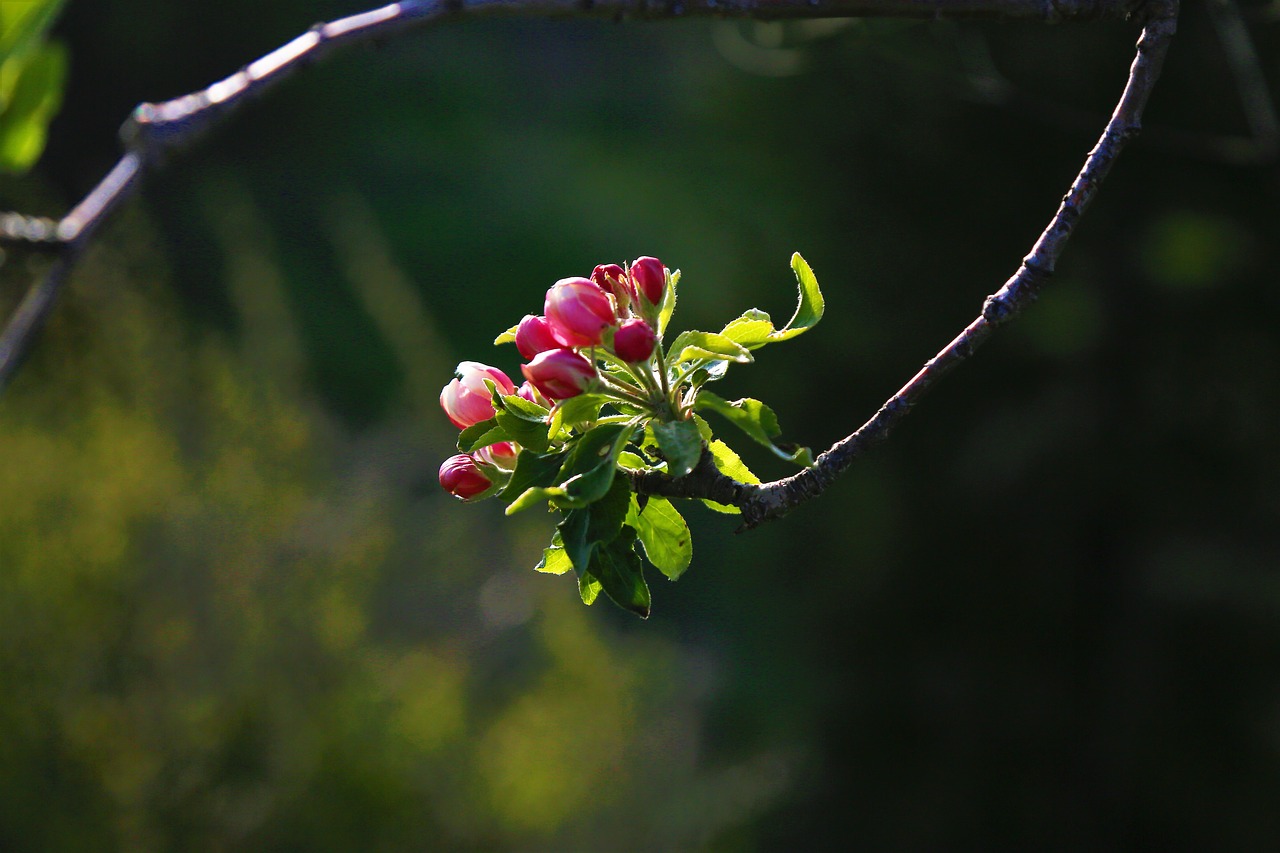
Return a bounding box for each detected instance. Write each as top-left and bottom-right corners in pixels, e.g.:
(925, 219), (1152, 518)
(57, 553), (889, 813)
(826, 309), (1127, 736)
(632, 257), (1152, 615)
(514, 314), (561, 361)
(613, 318), (656, 363)
(521, 348), (597, 401)
(439, 454), (492, 500)
(475, 441), (519, 471)
(439, 361), (517, 429)
(544, 277), (616, 348)
(517, 380), (551, 408)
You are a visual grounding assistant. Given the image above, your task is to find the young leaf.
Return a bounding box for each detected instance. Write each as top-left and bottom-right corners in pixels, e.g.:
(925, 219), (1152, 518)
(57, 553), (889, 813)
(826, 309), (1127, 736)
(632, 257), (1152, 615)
(627, 495), (692, 580)
(499, 393), (550, 422)
(666, 330), (753, 366)
(548, 393), (610, 434)
(651, 419), (702, 478)
(657, 268), (680, 337)
(0, 43), (65, 173)
(719, 309), (776, 350)
(493, 322), (520, 346)
(701, 438), (760, 514)
(535, 541), (574, 576)
(457, 419), (510, 453)
(694, 391), (814, 466)
(770, 252), (825, 342)
(501, 448), (569, 501)
(554, 422), (634, 507)
(494, 410), (550, 453)
(578, 571), (602, 605)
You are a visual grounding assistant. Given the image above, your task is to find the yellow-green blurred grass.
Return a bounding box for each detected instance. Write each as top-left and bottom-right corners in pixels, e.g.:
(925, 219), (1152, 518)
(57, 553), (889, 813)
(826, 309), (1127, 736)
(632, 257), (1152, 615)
(0, 188), (787, 849)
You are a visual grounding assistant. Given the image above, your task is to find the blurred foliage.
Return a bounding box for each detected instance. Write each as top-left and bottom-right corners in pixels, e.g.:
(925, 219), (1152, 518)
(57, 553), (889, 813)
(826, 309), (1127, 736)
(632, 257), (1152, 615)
(1, 0), (1279, 849)
(0, 0), (67, 173)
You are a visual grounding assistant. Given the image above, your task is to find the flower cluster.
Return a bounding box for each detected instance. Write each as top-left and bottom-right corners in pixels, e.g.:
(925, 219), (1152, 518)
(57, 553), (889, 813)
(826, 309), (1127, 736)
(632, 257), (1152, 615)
(437, 253), (825, 617)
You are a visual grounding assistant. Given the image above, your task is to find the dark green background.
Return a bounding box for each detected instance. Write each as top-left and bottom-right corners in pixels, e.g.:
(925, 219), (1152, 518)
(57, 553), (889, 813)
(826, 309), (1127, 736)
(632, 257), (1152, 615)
(1, 1), (1278, 848)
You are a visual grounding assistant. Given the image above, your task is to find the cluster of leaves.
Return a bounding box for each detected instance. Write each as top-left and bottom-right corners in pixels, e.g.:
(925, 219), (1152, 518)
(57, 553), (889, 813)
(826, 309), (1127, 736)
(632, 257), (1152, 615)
(455, 253), (824, 617)
(0, 0), (67, 173)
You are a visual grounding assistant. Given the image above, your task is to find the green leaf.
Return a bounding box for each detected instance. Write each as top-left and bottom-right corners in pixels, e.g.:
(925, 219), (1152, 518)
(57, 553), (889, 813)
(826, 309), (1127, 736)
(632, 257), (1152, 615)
(505, 485), (565, 514)
(590, 527), (650, 618)
(457, 418), (511, 453)
(628, 495), (692, 580)
(651, 419), (702, 478)
(617, 450), (648, 471)
(701, 438), (760, 514)
(493, 322), (520, 346)
(494, 410), (550, 453)
(719, 309), (777, 350)
(713, 254), (825, 354)
(502, 448), (568, 503)
(694, 391), (814, 466)
(558, 422), (637, 507)
(504, 424), (634, 513)
(666, 330), (753, 366)
(708, 438), (760, 484)
(556, 477), (634, 595)
(548, 393), (610, 434)
(535, 532), (574, 576)
(0, 0), (67, 61)
(578, 572), (602, 606)
(0, 43), (65, 173)
(498, 393), (550, 422)
(657, 268), (679, 337)
(771, 252), (825, 342)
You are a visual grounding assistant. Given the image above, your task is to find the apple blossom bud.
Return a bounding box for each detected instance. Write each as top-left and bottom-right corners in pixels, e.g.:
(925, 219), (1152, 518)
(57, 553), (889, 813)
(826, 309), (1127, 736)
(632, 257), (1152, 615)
(517, 380), (550, 408)
(545, 277), (616, 347)
(440, 361), (517, 429)
(592, 263), (632, 317)
(521, 348), (597, 401)
(629, 256), (666, 307)
(613, 318), (656, 363)
(475, 441), (519, 471)
(439, 454), (491, 500)
(514, 314), (560, 360)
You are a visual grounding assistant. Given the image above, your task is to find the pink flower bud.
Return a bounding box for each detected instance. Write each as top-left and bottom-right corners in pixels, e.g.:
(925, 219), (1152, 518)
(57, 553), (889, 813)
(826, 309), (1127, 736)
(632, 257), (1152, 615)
(475, 441), (519, 471)
(592, 263), (632, 317)
(517, 380), (551, 408)
(514, 314), (560, 360)
(440, 361), (517, 429)
(629, 256), (666, 307)
(613, 318), (656, 363)
(545, 277), (616, 348)
(521, 348), (597, 401)
(439, 454), (491, 500)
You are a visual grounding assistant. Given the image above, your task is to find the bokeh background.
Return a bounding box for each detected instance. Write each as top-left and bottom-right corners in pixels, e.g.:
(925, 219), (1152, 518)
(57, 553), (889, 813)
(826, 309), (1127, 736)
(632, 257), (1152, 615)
(2, 0), (1279, 849)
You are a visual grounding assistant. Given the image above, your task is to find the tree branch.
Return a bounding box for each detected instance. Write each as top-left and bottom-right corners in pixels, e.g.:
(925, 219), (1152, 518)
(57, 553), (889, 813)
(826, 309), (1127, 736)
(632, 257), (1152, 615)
(631, 0), (1180, 529)
(0, 0), (1147, 391)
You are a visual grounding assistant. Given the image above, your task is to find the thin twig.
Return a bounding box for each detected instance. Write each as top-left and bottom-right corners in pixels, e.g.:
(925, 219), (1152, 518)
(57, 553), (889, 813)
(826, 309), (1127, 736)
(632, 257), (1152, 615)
(0, 0), (1144, 391)
(631, 0), (1180, 529)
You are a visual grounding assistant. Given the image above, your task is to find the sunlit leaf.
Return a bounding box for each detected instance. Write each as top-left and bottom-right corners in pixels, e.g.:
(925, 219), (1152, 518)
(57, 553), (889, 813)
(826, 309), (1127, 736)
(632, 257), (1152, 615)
(657, 268), (679, 337)
(701, 438), (759, 514)
(694, 391), (813, 466)
(627, 495), (692, 580)
(666, 330), (753, 366)
(651, 419), (702, 478)
(769, 252), (824, 342)
(493, 322), (520, 346)
(457, 418), (509, 453)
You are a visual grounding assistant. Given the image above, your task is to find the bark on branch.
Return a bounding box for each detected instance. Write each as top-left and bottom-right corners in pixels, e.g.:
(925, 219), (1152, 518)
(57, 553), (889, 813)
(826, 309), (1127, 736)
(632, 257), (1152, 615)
(0, 0), (1178, 531)
(0, 0), (1149, 389)
(631, 0), (1179, 529)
